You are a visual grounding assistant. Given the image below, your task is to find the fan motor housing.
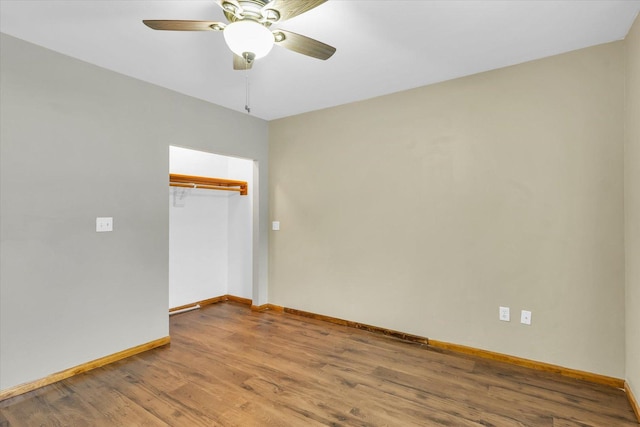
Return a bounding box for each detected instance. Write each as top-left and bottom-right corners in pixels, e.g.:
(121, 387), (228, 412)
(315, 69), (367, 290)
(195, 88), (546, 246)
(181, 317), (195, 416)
(223, 0), (280, 26)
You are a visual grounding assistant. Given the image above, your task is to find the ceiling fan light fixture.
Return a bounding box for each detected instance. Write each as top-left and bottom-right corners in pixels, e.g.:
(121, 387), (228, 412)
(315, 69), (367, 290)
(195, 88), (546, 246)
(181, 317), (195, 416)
(223, 20), (274, 59)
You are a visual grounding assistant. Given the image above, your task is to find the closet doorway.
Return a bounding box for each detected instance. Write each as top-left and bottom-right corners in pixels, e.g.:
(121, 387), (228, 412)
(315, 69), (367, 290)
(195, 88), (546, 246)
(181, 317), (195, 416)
(169, 146), (254, 310)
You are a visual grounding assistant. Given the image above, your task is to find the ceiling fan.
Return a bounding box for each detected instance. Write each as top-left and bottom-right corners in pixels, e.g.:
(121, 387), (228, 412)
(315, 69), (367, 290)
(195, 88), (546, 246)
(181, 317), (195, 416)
(143, 0), (336, 70)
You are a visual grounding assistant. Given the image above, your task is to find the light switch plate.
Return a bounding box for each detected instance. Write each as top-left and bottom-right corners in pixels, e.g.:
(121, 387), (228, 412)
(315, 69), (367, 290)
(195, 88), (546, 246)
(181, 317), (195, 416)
(272, 221), (280, 231)
(499, 306), (510, 322)
(96, 217), (113, 232)
(521, 310), (532, 325)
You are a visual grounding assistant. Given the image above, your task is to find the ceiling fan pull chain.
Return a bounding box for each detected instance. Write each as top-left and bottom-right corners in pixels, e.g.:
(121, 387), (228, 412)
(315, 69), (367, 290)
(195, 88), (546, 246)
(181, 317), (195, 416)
(244, 63), (251, 114)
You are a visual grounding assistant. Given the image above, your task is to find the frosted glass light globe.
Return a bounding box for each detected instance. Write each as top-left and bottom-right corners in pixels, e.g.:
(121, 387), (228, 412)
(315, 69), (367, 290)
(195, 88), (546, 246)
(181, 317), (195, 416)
(223, 21), (274, 59)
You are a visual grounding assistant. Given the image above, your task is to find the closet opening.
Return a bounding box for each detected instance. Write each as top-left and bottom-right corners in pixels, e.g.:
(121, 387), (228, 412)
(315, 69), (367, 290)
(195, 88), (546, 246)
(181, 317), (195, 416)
(169, 145), (255, 312)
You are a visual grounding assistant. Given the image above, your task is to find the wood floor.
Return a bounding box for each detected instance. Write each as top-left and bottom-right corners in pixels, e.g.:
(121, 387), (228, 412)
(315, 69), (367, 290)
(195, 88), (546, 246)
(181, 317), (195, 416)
(1, 302), (637, 426)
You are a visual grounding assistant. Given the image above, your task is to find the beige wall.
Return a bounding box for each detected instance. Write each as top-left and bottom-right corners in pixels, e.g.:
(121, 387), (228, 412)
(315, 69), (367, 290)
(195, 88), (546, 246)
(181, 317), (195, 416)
(269, 42), (625, 377)
(626, 14), (640, 398)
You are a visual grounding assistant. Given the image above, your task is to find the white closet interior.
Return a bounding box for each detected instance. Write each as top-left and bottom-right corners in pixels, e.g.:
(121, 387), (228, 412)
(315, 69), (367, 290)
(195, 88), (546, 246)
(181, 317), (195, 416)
(169, 146), (254, 309)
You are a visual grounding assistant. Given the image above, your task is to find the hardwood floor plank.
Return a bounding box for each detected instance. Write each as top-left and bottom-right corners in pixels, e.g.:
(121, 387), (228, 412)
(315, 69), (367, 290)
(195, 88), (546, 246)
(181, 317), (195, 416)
(369, 365), (553, 426)
(68, 373), (170, 426)
(107, 365), (214, 426)
(1, 301), (636, 426)
(470, 358), (632, 407)
(487, 384), (638, 427)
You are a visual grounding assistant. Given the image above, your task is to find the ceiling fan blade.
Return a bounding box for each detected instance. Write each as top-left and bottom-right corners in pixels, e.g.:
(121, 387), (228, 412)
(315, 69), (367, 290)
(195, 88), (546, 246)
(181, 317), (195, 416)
(233, 54), (254, 70)
(273, 30), (335, 60)
(143, 20), (225, 31)
(262, 0), (327, 22)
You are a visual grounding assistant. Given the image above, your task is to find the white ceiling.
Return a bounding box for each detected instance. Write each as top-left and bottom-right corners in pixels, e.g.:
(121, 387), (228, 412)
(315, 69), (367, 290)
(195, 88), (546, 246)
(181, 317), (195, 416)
(1, 0), (639, 120)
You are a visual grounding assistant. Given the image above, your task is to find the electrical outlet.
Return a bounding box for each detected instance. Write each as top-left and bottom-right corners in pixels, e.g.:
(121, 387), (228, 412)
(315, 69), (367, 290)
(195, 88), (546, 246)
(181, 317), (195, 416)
(499, 306), (510, 322)
(521, 310), (532, 325)
(96, 217), (113, 232)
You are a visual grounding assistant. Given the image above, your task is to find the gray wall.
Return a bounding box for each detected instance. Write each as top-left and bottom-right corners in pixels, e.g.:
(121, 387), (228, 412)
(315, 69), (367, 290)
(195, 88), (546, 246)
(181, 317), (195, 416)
(0, 34), (268, 391)
(269, 42), (626, 378)
(625, 14), (640, 399)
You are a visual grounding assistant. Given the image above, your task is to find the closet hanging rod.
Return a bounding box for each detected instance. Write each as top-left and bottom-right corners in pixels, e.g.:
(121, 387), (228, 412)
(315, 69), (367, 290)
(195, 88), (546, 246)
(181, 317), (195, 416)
(170, 182), (243, 193)
(169, 173), (248, 196)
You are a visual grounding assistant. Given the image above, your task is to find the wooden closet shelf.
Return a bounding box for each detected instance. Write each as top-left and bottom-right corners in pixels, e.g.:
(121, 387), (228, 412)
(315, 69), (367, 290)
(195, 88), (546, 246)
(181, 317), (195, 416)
(169, 173), (248, 196)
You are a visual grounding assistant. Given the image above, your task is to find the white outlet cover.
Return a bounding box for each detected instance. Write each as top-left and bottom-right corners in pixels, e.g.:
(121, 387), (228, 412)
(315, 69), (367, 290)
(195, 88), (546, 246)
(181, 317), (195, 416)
(272, 221), (280, 231)
(96, 217), (113, 232)
(499, 306), (510, 322)
(521, 310), (532, 325)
